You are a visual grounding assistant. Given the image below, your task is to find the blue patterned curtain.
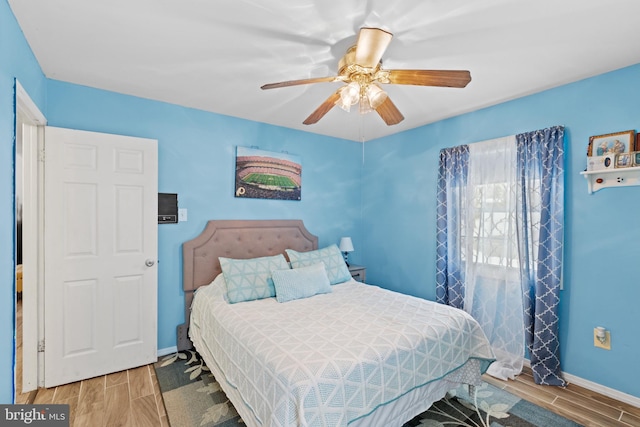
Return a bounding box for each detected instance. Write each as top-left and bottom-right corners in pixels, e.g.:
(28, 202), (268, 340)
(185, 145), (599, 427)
(435, 145), (469, 309)
(516, 125), (566, 386)
(436, 126), (565, 386)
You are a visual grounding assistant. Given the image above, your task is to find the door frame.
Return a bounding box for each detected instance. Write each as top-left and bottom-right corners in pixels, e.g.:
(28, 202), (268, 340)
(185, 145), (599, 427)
(15, 80), (47, 393)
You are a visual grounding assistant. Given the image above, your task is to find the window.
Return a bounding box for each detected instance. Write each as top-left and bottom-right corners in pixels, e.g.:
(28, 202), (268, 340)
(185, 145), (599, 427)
(460, 181), (541, 270)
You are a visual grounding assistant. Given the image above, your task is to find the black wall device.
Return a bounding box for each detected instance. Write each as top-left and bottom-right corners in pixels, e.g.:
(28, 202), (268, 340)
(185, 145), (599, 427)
(158, 193), (178, 224)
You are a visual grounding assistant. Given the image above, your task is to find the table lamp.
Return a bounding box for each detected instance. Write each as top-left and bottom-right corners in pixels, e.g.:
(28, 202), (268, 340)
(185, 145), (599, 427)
(339, 237), (354, 266)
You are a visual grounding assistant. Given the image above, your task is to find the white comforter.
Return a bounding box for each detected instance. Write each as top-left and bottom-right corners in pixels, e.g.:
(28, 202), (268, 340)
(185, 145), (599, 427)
(190, 277), (494, 427)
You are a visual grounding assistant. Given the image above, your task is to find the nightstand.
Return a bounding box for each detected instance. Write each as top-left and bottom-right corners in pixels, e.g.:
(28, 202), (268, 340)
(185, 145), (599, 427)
(348, 265), (366, 282)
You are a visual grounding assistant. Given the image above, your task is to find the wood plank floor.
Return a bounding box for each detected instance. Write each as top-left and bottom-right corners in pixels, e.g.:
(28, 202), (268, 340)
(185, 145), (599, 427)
(484, 367), (640, 427)
(19, 364), (168, 427)
(15, 299), (168, 426)
(15, 300), (640, 426)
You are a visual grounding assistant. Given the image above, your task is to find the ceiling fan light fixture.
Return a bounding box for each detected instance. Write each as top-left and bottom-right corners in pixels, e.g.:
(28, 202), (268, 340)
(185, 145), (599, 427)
(359, 94), (373, 115)
(336, 95), (353, 112)
(261, 27), (470, 126)
(366, 83), (388, 109)
(337, 82), (360, 111)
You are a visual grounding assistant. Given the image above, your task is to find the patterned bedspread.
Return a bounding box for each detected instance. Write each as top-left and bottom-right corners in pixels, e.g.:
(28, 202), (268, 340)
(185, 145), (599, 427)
(190, 276), (494, 427)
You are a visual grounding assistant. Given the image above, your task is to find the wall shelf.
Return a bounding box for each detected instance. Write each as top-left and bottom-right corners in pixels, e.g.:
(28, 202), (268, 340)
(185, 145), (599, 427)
(580, 166), (640, 194)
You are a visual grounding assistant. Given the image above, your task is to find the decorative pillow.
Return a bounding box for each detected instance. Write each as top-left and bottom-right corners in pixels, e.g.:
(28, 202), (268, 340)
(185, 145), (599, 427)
(219, 254), (289, 304)
(286, 244), (352, 285)
(272, 263), (332, 303)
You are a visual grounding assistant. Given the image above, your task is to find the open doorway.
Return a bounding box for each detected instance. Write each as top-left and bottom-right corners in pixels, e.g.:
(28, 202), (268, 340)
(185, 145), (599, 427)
(14, 81), (46, 401)
(15, 108), (25, 402)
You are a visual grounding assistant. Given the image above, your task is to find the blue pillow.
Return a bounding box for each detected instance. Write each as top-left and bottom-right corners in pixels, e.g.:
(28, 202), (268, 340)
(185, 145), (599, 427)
(286, 244), (352, 285)
(272, 263), (332, 303)
(219, 254), (289, 304)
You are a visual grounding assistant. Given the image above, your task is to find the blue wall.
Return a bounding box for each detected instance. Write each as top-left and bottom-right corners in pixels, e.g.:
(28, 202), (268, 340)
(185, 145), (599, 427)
(0, 0), (47, 404)
(362, 63), (640, 398)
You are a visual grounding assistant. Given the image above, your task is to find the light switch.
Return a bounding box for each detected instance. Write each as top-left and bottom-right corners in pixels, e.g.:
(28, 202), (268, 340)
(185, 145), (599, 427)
(178, 208), (188, 222)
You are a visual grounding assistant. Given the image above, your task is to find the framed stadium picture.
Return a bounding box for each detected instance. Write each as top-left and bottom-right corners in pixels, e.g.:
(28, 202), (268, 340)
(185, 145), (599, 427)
(234, 146), (302, 200)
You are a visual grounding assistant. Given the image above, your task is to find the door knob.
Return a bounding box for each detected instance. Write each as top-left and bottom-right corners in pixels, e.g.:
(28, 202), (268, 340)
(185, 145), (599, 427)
(145, 259), (156, 267)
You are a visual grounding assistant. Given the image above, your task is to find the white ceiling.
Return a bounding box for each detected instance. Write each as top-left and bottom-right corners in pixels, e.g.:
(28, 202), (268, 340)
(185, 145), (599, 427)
(8, 0), (640, 142)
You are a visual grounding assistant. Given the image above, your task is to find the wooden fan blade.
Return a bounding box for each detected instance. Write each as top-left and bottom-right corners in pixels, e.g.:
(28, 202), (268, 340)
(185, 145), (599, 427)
(261, 76), (340, 90)
(354, 27), (393, 68)
(375, 97), (404, 126)
(303, 90), (342, 125)
(386, 70), (471, 88)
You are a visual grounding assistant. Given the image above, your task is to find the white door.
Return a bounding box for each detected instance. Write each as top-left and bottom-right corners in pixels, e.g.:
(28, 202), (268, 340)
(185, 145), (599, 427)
(43, 126), (158, 387)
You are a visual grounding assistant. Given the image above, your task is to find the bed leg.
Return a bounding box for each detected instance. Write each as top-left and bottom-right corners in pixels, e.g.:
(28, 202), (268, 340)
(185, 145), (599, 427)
(176, 323), (192, 352)
(176, 290), (195, 351)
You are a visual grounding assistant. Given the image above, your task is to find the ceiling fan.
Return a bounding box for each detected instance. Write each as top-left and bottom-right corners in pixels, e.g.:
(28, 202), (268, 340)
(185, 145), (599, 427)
(261, 27), (471, 126)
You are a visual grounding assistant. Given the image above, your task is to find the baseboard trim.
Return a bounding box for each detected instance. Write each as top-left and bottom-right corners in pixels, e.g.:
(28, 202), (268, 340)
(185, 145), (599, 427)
(562, 372), (640, 408)
(523, 359), (640, 408)
(157, 346), (177, 357)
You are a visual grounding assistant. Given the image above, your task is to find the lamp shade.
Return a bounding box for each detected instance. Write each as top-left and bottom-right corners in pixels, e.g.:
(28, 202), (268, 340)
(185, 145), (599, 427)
(339, 237), (354, 253)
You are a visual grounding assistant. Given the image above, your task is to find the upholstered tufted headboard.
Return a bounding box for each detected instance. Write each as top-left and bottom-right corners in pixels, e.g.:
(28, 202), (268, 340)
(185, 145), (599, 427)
(177, 219), (318, 350)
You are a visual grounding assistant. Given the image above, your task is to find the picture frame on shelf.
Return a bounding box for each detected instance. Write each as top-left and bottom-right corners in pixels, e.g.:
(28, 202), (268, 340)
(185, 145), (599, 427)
(603, 154), (615, 169)
(615, 152), (631, 168)
(636, 133), (640, 151)
(587, 130), (635, 157)
(633, 152), (640, 167)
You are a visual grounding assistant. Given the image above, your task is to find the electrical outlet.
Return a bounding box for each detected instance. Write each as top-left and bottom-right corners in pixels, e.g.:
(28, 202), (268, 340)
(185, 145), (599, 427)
(594, 328), (611, 350)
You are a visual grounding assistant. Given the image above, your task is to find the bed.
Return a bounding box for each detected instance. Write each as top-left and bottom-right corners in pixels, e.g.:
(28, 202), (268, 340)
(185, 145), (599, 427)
(178, 220), (494, 427)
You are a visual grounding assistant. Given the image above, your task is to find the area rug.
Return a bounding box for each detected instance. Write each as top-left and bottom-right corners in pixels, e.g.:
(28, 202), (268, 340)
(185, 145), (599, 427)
(154, 351), (582, 427)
